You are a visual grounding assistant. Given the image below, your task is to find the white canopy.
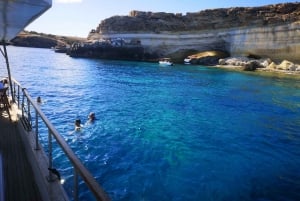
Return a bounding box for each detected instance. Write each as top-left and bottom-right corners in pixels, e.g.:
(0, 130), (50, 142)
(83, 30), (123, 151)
(0, 0), (52, 41)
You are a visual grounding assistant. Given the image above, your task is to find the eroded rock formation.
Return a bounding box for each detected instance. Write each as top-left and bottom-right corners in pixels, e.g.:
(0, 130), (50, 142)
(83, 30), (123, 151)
(88, 2), (300, 63)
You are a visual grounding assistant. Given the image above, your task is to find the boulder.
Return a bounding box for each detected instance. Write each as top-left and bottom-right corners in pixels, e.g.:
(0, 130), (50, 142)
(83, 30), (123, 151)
(186, 50), (229, 65)
(243, 60), (260, 71)
(267, 62), (277, 69)
(289, 64), (297, 71)
(219, 58), (226, 65)
(277, 60), (294, 70)
(258, 58), (272, 68)
(219, 57), (249, 66)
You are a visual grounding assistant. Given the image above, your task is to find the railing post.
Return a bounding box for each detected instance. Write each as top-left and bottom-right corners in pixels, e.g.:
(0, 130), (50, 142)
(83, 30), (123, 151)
(12, 81), (15, 96)
(11, 81), (15, 102)
(48, 129), (54, 181)
(21, 88), (25, 118)
(74, 168), (79, 201)
(17, 85), (20, 108)
(27, 98), (32, 128)
(35, 108), (40, 150)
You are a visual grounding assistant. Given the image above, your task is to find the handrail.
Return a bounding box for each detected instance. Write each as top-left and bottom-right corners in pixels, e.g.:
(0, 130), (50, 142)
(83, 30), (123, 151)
(10, 78), (110, 201)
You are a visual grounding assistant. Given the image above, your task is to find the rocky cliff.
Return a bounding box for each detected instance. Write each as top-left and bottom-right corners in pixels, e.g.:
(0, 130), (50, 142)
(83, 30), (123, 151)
(11, 31), (85, 48)
(88, 2), (300, 63)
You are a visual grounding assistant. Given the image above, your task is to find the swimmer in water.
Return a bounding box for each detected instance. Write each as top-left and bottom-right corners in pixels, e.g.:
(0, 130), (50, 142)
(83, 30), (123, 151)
(88, 112), (96, 122)
(37, 96), (42, 104)
(74, 119), (81, 130)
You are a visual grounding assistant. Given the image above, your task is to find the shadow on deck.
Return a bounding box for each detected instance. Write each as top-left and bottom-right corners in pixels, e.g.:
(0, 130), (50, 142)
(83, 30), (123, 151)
(0, 108), (42, 201)
(0, 101), (69, 201)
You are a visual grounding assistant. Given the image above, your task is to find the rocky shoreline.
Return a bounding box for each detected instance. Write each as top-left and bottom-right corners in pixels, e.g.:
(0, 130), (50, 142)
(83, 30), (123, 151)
(216, 56), (300, 76)
(10, 32), (300, 77)
(10, 3), (300, 78)
(215, 64), (300, 76)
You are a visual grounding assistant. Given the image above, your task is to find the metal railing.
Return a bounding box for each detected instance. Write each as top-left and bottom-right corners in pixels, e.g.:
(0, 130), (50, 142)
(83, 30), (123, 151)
(9, 78), (110, 201)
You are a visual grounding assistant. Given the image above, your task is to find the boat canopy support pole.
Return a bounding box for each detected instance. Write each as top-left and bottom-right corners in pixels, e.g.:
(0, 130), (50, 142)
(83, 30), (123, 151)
(1, 41), (15, 103)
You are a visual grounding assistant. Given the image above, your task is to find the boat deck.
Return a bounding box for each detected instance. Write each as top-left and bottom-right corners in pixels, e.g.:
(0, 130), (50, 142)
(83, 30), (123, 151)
(0, 108), (42, 201)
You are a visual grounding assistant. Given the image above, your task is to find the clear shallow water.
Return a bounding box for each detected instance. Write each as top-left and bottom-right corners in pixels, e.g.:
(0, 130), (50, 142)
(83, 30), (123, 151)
(1, 46), (300, 201)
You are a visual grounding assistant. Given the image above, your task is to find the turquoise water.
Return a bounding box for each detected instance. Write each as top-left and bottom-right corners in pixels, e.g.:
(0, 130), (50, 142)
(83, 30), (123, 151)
(2, 46), (300, 201)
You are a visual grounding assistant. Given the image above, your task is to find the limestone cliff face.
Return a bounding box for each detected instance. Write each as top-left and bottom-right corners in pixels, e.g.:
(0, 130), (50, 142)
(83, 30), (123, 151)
(88, 3), (300, 63)
(227, 22), (300, 63)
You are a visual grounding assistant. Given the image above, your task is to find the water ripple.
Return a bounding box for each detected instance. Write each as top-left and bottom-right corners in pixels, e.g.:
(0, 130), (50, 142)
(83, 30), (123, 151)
(2, 46), (300, 201)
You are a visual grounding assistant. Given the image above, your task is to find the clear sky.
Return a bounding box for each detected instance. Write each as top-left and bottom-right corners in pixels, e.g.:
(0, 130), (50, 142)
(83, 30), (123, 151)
(26, 0), (299, 38)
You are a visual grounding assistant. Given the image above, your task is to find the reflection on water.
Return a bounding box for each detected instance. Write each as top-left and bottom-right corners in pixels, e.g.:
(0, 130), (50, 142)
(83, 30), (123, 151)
(1, 46), (300, 201)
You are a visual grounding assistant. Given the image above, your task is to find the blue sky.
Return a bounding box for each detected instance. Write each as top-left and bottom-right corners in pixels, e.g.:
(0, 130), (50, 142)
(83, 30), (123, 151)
(26, 0), (299, 37)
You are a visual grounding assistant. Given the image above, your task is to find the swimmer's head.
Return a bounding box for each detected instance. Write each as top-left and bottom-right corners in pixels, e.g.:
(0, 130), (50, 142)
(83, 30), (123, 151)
(75, 119), (81, 127)
(37, 96), (42, 103)
(1, 78), (8, 84)
(88, 112), (95, 121)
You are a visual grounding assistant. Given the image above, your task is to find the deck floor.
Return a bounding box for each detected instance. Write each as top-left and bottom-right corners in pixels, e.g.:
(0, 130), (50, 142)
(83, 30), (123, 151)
(0, 109), (42, 201)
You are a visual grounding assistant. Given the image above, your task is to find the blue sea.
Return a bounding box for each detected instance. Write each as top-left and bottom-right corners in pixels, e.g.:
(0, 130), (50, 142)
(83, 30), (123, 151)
(1, 46), (300, 201)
